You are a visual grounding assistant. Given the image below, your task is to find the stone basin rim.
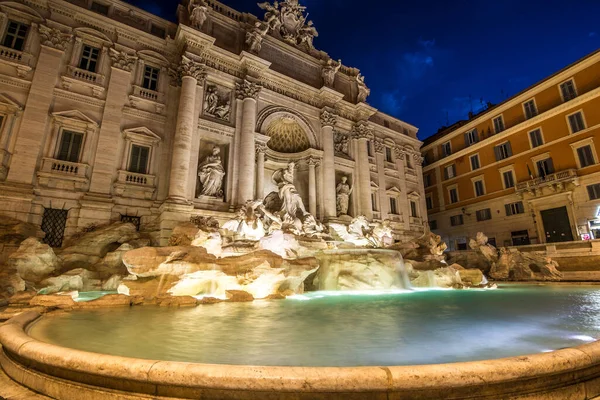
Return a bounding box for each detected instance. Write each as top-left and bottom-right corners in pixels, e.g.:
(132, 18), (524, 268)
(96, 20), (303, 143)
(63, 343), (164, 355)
(1, 311), (600, 399)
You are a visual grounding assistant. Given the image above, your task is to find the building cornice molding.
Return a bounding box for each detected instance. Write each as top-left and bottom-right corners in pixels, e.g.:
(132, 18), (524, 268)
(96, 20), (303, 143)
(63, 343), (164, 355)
(53, 88), (105, 108)
(122, 106), (167, 124)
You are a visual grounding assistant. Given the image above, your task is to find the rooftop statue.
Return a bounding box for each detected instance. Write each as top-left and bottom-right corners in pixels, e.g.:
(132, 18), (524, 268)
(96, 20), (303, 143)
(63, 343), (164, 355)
(356, 73), (371, 103)
(322, 58), (341, 87)
(256, 0), (318, 50)
(188, 0), (210, 30)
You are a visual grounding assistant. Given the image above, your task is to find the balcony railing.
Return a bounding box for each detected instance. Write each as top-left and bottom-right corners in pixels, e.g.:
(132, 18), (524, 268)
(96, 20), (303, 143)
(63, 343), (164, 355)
(132, 85), (164, 103)
(117, 170), (156, 187)
(67, 65), (105, 86)
(516, 169), (578, 192)
(409, 216), (422, 226)
(0, 45), (25, 63)
(40, 158), (89, 179)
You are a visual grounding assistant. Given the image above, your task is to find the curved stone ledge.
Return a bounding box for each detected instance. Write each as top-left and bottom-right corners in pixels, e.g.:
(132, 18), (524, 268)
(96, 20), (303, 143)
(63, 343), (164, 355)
(1, 311), (600, 399)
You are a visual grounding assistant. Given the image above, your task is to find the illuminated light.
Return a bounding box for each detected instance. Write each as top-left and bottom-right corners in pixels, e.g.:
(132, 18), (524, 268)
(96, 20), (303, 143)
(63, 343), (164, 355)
(570, 335), (596, 342)
(541, 349), (554, 353)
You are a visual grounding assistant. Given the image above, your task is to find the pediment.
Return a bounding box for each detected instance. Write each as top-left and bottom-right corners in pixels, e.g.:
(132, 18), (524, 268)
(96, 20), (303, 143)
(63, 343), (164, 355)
(386, 186), (402, 195)
(0, 93), (22, 110)
(407, 190), (421, 199)
(73, 27), (113, 46)
(123, 126), (162, 143)
(0, 2), (44, 22)
(52, 110), (98, 127)
(137, 50), (169, 66)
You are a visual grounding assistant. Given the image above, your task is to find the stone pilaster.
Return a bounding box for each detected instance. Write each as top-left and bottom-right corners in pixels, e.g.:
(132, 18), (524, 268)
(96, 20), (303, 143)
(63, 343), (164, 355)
(308, 156), (318, 216)
(414, 153), (427, 226)
(167, 56), (205, 203)
(255, 143), (267, 201)
(87, 48), (137, 197)
(373, 138), (387, 220)
(353, 121), (373, 220)
(394, 146), (410, 231)
(7, 26), (72, 184)
(320, 109), (337, 220)
(236, 78), (261, 204)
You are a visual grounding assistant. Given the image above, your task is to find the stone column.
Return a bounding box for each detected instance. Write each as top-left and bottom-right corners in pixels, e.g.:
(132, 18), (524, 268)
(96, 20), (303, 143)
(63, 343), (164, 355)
(88, 48), (137, 195)
(414, 154), (427, 225)
(255, 143), (266, 201)
(308, 157), (318, 216)
(235, 79), (261, 205)
(167, 56), (205, 203)
(353, 121), (373, 220)
(374, 138), (388, 220)
(395, 147), (410, 231)
(320, 109), (337, 220)
(7, 26), (72, 184)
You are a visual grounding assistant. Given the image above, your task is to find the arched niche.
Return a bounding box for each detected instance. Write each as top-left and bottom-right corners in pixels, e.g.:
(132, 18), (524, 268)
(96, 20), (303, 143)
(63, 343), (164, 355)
(256, 106), (319, 150)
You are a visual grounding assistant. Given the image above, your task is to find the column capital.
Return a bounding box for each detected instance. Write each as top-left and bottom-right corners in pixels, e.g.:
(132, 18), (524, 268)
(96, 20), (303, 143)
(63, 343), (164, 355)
(307, 156), (320, 167)
(236, 78), (262, 100)
(38, 25), (72, 51)
(352, 121), (373, 140)
(373, 137), (384, 154)
(413, 154), (425, 166)
(109, 48), (137, 72)
(320, 109), (337, 127)
(255, 142), (268, 155)
(394, 146), (405, 160)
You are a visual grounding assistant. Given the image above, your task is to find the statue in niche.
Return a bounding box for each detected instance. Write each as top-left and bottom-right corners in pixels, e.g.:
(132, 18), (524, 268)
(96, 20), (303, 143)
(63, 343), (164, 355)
(356, 73), (371, 103)
(188, 0), (209, 30)
(322, 58), (341, 87)
(204, 85), (231, 122)
(271, 162), (308, 227)
(197, 146), (225, 198)
(336, 176), (353, 216)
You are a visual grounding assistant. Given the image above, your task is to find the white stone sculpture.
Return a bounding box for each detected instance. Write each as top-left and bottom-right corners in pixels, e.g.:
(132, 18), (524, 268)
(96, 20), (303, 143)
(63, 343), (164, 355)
(370, 220), (394, 248)
(257, 0), (317, 50)
(197, 146), (225, 198)
(188, 0), (210, 30)
(356, 73), (371, 103)
(336, 176), (353, 216)
(257, 1), (282, 31)
(298, 20), (318, 49)
(204, 85), (231, 121)
(333, 131), (349, 156)
(322, 58), (341, 87)
(272, 162), (308, 225)
(246, 21), (270, 54)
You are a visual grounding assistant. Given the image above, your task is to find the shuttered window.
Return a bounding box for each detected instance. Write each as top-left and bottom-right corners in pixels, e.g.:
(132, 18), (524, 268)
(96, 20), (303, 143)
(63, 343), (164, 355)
(470, 154), (480, 170)
(410, 200), (418, 218)
(476, 208), (491, 222)
(442, 141), (451, 157)
(464, 129), (479, 147)
(426, 195), (433, 210)
(493, 116), (505, 133)
(57, 131), (83, 162)
(577, 145), (595, 168)
(536, 158), (554, 177)
(529, 129), (543, 148)
(494, 142), (512, 161)
(568, 112), (585, 133)
(523, 100), (537, 119)
(142, 66), (160, 91)
(505, 201), (525, 216)
(444, 164), (456, 180)
(450, 215), (463, 226)
(474, 180), (485, 197)
(389, 197), (398, 214)
(128, 145), (150, 174)
(503, 170), (515, 189)
(560, 80), (577, 102)
(588, 184), (600, 200)
(449, 188), (459, 204)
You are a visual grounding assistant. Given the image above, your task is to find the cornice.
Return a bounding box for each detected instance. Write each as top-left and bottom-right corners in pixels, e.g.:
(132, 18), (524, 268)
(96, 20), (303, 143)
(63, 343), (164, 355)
(0, 73), (31, 90)
(53, 88), (105, 108)
(122, 106), (167, 124)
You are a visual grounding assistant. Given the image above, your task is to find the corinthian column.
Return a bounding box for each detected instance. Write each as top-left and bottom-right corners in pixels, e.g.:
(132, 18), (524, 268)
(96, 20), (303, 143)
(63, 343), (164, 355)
(167, 56), (205, 203)
(320, 109), (337, 220)
(353, 121), (373, 220)
(255, 143), (267, 200)
(373, 138), (387, 220)
(236, 79), (261, 205)
(308, 157), (318, 216)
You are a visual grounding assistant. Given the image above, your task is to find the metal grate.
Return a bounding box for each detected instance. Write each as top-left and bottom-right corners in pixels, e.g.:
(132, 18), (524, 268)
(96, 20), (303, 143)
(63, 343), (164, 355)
(121, 215), (141, 231)
(41, 208), (68, 248)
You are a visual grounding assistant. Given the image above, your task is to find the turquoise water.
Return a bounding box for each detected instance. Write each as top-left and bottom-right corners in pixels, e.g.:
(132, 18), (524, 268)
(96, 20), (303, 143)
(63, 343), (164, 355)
(29, 285), (600, 367)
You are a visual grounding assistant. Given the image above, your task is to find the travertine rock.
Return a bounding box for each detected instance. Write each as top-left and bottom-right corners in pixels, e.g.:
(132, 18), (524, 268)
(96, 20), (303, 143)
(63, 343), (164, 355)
(511, 263), (535, 281)
(0, 216), (44, 244)
(7, 238), (59, 282)
(168, 222), (200, 246)
(29, 294), (77, 309)
(226, 290), (254, 302)
(458, 269), (485, 286)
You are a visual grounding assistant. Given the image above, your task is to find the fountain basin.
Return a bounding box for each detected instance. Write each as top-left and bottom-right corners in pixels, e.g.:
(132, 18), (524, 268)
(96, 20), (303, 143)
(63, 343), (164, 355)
(2, 287), (600, 399)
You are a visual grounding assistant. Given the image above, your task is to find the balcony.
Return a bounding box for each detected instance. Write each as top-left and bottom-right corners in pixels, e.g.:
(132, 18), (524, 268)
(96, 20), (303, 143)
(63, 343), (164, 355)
(129, 86), (165, 114)
(0, 45), (33, 77)
(61, 66), (106, 97)
(409, 216), (422, 226)
(388, 213), (403, 223)
(37, 158), (90, 190)
(516, 169), (578, 196)
(114, 170), (156, 200)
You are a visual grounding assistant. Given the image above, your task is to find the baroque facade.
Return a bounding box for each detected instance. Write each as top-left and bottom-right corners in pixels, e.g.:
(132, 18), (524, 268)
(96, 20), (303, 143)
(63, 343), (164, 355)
(422, 49), (600, 250)
(0, 0), (424, 246)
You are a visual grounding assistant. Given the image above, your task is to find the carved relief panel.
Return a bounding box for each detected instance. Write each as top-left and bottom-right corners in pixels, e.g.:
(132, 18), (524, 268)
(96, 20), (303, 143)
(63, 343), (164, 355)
(203, 83), (233, 123)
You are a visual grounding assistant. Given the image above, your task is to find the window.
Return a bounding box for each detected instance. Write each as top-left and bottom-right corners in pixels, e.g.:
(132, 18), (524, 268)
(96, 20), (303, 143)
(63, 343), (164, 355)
(367, 141), (373, 156)
(150, 24), (166, 38)
(385, 147), (393, 162)
(473, 179), (485, 197)
(529, 128), (543, 148)
(493, 116), (505, 133)
(56, 131), (83, 162)
(424, 174), (432, 187)
(2, 21), (28, 51)
(142, 65), (160, 91)
(577, 145), (595, 168)
(426, 195), (433, 210)
(389, 197), (398, 214)
(523, 99), (537, 119)
(505, 201), (525, 216)
(494, 141), (512, 161)
(588, 184), (600, 200)
(536, 157), (554, 177)
(128, 145), (150, 174)
(470, 154), (480, 170)
(560, 79), (577, 102)
(429, 220), (437, 230)
(121, 215), (141, 231)
(91, 1), (109, 15)
(442, 141), (451, 157)
(410, 200), (418, 218)
(476, 208), (492, 222)
(450, 214), (464, 226)
(568, 111), (585, 133)
(78, 45), (100, 72)
(371, 192), (377, 211)
(444, 164), (456, 180)
(448, 187), (459, 204)
(502, 170), (515, 189)
(464, 129), (479, 147)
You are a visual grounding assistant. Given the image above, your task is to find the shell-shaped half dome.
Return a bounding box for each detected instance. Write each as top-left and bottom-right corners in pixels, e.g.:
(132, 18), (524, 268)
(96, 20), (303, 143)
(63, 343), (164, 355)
(266, 117), (310, 153)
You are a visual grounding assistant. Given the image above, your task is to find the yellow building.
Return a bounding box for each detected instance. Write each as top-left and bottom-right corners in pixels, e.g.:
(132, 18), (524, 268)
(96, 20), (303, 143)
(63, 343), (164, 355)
(421, 49), (600, 249)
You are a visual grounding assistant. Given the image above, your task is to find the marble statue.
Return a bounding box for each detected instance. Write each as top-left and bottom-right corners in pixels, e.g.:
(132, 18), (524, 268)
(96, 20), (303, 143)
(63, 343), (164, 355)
(322, 58), (341, 87)
(370, 220), (394, 248)
(356, 73), (371, 103)
(214, 100), (231, 120)
(188, 0), (209, 30)
(198, 146), (225, 198)
(298, 20), (318, 49)
(204, 85), (231, 121)
(257, 0), (317, 50)
(204, 86), (219, 114)
(272, 162), (308, 224)
(257, 1), (282, 31)
(246, 21), (270, 54)
(336, 176), (353, 216)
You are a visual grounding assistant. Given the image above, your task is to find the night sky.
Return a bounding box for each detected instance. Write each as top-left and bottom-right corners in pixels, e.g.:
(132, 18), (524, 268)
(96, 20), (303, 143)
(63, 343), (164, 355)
(131, 0), (600, 140)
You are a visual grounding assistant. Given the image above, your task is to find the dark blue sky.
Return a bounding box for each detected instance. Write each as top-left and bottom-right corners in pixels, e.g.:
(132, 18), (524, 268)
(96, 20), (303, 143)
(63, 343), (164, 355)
(134, 0), (600, 140)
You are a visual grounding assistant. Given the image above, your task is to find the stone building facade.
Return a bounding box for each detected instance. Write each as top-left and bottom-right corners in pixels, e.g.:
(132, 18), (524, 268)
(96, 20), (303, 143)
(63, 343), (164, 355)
(0, 0), (424, 246)
(422, 50), (600, 249)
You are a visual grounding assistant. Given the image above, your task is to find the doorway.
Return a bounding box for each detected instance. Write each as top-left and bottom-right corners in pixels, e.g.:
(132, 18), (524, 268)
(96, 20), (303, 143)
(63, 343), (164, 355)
(540, 206), (573, 243)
